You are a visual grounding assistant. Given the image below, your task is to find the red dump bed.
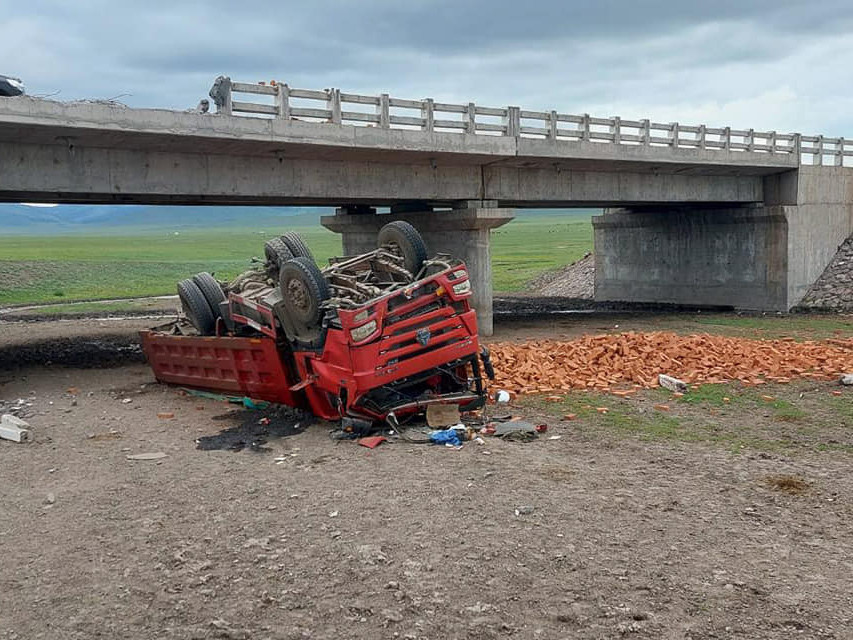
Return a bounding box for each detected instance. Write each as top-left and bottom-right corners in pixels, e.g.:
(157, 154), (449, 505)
(139, 331), (308, 409)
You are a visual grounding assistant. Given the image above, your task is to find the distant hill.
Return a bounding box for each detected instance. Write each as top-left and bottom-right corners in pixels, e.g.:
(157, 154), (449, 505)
(0, 204), (596, 235)
(0, 204), (329, 235)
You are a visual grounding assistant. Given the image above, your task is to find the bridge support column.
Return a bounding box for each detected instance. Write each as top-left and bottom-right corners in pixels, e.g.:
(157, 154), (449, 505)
(321, 202), (514, 335)
(593, 206), (789, 310)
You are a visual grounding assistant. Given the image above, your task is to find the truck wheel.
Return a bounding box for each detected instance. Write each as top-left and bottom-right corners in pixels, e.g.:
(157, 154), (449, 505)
(377, 221), (427, 275)
(264, 238), (294, 276)
(192, 272), (226, 321)
(279, 256), (330, 342)
(177, 279), (216, 335)
(280, 231), (315, 264)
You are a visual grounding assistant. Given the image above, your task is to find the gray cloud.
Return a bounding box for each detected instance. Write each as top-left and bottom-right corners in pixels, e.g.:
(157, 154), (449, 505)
(2, 0), (852, 135)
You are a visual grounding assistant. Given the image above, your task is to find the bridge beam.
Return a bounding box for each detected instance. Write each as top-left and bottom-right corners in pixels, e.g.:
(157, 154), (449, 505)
(321, 203), (514, 335)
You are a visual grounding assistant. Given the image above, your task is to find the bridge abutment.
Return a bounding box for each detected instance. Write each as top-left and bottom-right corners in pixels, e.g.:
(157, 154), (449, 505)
(321, 203), (514, 335)
(593, 166), (853, 311)
(593, 206), (788, 310)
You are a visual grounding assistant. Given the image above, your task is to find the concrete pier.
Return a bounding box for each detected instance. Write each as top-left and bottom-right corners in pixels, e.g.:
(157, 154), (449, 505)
(321, 203), (514, 335)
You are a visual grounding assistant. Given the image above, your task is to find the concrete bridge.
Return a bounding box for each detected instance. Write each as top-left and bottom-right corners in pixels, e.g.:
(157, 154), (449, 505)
(1, 78), (851, 333)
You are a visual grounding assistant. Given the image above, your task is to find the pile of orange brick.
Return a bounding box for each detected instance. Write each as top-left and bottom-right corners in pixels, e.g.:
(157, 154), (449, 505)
(489, 332), (853, 394)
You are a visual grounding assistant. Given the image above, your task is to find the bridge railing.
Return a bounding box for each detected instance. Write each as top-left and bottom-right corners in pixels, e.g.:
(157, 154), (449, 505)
(213, 78), (851, 166)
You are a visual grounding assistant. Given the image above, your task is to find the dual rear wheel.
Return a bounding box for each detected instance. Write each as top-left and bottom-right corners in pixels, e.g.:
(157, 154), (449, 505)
(180, 223), (427, 339)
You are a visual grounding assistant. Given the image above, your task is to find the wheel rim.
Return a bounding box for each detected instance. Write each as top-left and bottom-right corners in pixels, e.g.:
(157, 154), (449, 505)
(287, 278), (311, 316)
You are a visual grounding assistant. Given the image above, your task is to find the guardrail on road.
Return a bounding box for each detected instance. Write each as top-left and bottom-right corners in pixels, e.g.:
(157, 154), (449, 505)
(209, 76), (850, 166)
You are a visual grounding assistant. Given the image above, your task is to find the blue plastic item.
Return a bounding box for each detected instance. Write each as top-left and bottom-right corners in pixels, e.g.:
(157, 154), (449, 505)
(429, 427), (462, 446)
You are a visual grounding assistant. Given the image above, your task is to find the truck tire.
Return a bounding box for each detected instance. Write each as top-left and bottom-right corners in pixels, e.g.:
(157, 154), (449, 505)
(280, 231), (315, 264)
(377, 221), (427, 275)
(192, 272), (226, 321)
(279, 256), (330, 342)
(177, 279), (216, 335)
(264, 237), (294, 276)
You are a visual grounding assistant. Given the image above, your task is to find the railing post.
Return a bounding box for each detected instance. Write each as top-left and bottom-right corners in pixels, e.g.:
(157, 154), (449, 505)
(466, 102), (476, 134)
(769, 130), (777, 153)
(641, 119), (650, 146)
(580, 113), (591, 142)
(421, 99), (434, 132)
(218, 76), (233, 116)
(698, 124), (706, 149)
(610, 116), (621, 144)
(549, 110), (558, 140)
(275, 83), (290, 119)
(327, 88), (342, 124)
(670, 122), (679, 148)
(747, 128), (755, 152)
(377, 93), (390, 128)
(723, 126), (731, 151)
(793, 133), (802, 162)
(815, 135), (824, 166)
(504, 106), (520, 137)
(836, 138), (845, 167)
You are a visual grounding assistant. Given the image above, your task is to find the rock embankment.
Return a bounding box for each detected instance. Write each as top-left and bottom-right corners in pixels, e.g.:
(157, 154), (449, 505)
(528, 253), (594, 298)
(798, 236), (853, 311)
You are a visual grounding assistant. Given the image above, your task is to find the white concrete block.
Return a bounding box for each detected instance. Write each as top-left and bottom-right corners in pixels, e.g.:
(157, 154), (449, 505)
(1, 414), (31, 443)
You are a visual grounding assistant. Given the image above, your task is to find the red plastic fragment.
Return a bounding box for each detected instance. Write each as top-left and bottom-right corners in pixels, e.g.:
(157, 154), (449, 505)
(358, 436), (387, 449)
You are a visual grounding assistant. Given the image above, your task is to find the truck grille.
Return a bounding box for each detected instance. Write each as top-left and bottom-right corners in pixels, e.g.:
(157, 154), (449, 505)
(377, 288), (471, 367)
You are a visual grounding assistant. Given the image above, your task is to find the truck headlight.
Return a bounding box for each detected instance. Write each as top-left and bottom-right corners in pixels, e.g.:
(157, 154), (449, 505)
(452, 280), (471, 295)
(350, 320), (377, 342)
(452, 269), (467, 280)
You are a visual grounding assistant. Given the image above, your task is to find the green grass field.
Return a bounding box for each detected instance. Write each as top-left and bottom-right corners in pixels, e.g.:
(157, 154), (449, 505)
(0, 213), (593, 306)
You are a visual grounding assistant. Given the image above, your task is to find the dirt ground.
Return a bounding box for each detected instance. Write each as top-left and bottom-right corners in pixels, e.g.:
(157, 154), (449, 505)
(1, 312), (852, 639)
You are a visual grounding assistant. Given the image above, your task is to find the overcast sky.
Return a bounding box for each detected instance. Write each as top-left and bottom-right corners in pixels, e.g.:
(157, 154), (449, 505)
(3, 0), (853, 137)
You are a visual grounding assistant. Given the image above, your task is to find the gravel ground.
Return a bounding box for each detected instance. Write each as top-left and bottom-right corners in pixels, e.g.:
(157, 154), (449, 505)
(1, 315), (852, 639)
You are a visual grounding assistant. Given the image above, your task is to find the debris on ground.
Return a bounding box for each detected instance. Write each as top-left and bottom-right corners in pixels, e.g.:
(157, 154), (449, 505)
(658, 374), (688, 393)
(429, 426), (470, 447)
(764, 474), (809, 494)
(840, 373), (853, 386)
(426, 403), (461, 428)
(126, 452), (167, 461)
(358, 436), (387, 449)
(490, 332), (853, 394)
(180, 388), (271, 410)
(1, 414), (31, 443)
(196, 405), (310, 452)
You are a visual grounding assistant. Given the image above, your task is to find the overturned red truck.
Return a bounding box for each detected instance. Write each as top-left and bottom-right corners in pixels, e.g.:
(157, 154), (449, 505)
(140, 222), (494, 424)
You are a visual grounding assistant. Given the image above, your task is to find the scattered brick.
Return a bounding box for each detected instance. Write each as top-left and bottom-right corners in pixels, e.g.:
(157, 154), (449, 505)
(488, 332), (853, 396)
